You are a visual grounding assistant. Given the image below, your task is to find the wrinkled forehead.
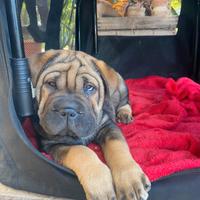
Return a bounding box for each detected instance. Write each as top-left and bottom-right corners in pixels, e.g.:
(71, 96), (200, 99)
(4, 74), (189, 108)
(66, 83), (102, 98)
(36, 51), (102, 88)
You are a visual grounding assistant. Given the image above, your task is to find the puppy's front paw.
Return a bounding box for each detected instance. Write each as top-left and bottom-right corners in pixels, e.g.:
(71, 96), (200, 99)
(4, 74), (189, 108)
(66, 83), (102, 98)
(112, 162), (151, 200)
(116, 104), (133, 124)
(80, 162), (116, 200)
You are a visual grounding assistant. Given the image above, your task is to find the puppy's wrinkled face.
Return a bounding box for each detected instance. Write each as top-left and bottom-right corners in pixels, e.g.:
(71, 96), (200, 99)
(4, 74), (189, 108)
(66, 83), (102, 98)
(31, 50), (105, 140)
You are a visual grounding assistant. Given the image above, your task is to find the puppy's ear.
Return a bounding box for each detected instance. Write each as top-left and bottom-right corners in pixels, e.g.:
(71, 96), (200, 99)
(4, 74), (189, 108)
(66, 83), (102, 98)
(92, 59), (126, 121)
(92, 59), (122, 98)
(28, 49), (60, 87)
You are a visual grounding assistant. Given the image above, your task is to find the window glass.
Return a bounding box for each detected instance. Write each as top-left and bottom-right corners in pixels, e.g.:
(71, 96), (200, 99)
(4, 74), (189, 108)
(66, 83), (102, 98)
(20, 0), (76, 57)
(97, 0), (182, 36)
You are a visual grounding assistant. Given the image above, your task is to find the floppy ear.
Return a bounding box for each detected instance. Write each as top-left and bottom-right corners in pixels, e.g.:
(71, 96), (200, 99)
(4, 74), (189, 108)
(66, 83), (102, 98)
(92, 59), (125, 99)
(28, 49), (60, 87)
(92, 59), (128, 121)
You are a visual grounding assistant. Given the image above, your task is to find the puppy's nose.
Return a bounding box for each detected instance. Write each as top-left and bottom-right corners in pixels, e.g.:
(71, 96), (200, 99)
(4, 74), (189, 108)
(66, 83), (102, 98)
(54, 107), (79, 119)
(62, 108), (78, 118)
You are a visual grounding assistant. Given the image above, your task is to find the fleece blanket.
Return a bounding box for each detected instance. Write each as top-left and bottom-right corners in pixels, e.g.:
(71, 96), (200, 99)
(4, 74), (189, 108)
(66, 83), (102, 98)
(23, 76), (200, 182)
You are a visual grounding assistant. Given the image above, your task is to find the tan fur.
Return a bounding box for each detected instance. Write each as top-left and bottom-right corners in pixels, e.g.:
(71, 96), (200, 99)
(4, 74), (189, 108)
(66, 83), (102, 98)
(29, 49), (150, 200)
(28, 50), (61, 86)
(93, 59), (119, 96)
(29, 50), (107, 118)
(102, 139), (151, 200)
(52, 145), (116, 200)
(66, 60), (80, 91)
(56, 72), (67, 90)
(29, 50), (127, 119)
(117, 104), (133, 123)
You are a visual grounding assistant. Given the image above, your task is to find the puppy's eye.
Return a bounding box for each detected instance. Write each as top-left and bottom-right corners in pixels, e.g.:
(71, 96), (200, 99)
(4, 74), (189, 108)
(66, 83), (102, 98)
(47, 81), (57, 89)
(83, 84), (96, 95)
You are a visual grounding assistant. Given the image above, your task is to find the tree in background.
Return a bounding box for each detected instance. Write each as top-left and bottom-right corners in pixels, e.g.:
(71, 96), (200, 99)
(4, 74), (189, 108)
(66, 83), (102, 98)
(60, 0), (76, 49)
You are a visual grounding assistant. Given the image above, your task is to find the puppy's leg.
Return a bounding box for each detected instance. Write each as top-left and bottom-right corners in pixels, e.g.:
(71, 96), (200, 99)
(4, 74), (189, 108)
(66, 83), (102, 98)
(51, 145), (116, 200)
(98, 125), (151, 200)
(114, 74), (133, 124)
(116, 104), (133, 124)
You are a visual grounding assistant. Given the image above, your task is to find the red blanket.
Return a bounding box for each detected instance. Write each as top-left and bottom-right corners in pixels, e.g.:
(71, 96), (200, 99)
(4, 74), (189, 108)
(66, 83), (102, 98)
(23, 76), (200, 182)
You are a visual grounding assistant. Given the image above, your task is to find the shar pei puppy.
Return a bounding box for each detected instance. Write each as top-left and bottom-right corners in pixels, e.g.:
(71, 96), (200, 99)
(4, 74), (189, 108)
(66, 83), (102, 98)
(28, 49), (151, 200)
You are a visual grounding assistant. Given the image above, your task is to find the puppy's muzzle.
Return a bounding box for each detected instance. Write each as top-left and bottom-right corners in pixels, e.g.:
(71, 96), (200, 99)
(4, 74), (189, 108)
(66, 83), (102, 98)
(51, 97), (87, 125)
(40, 94), (97, 139)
